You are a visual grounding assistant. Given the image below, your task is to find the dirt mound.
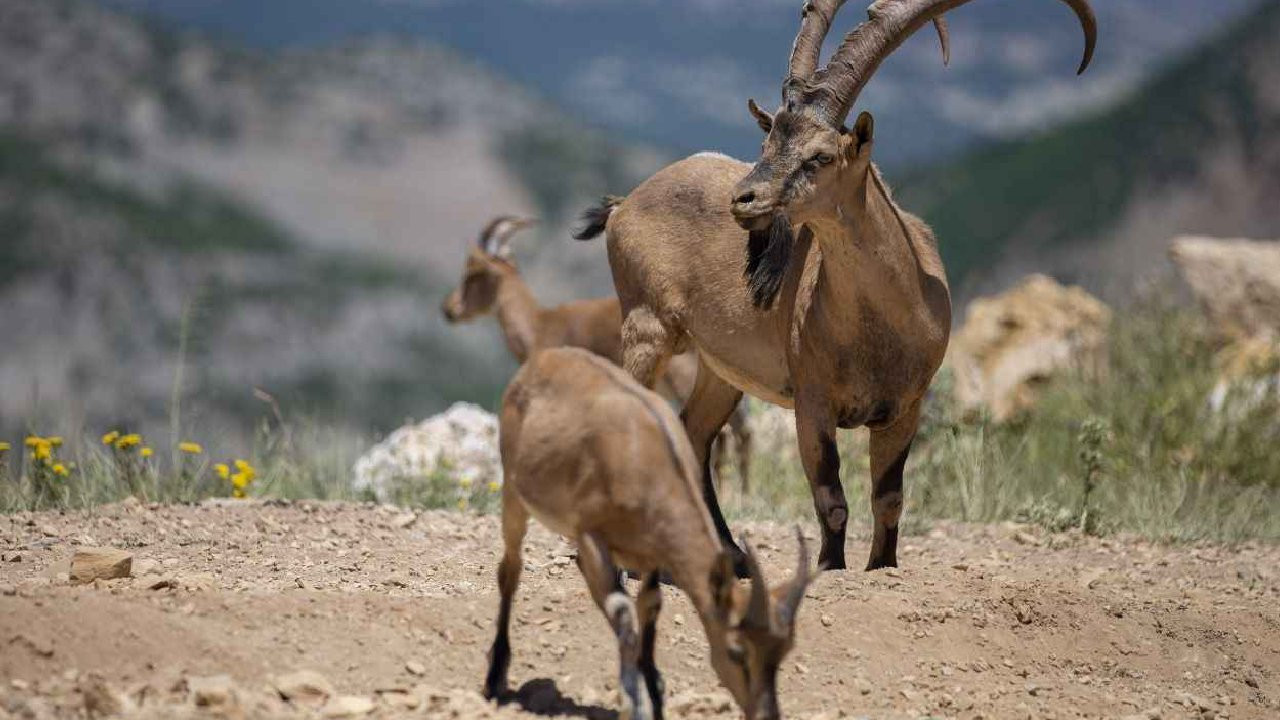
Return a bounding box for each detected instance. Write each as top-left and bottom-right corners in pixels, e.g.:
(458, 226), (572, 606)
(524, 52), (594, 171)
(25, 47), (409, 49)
(1, 501), (1277, 718)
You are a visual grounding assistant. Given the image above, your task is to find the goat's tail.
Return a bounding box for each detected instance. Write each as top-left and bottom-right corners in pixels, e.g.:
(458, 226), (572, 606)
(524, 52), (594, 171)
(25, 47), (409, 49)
(572, 195), (624, 241)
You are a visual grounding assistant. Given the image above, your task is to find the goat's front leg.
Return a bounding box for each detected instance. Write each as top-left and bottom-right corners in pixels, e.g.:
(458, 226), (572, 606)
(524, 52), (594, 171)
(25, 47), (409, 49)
(795, 399), (847, 570)
(577, 532), (652, 720)
(635, 571), (665, 720)
(866, 400), (920, 570)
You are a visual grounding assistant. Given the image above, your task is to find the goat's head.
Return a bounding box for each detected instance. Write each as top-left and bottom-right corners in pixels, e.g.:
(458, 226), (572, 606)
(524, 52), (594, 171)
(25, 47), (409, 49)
(730, 0), (1096, 230)
(441, 216), (536, 322)
(707, 529), (814, 720)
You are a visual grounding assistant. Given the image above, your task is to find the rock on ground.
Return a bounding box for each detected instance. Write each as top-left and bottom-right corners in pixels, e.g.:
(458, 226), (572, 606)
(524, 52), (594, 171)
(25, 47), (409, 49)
(352, 402), (500, 501)
(949, 274), (1111, 421)
(69, 547), (133, 585)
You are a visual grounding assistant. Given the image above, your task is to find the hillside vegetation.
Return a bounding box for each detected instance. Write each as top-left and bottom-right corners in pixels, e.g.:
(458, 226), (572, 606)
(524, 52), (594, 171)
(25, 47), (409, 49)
(899, 0), (1280, 299)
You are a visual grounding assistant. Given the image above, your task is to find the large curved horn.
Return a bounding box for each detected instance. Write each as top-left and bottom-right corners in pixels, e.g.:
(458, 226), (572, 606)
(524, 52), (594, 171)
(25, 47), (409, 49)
(808, 0), (1097, 125)
(478, 216), (537, 256)
(740, 535), (772, 629)
(784, 0), (847, 102)
(784, 1), (951, 104)
(776, 527), (812, 631)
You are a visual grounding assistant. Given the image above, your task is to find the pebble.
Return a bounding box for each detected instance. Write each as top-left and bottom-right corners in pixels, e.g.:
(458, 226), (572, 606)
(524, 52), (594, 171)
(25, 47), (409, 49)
(70, 547), (133, 585)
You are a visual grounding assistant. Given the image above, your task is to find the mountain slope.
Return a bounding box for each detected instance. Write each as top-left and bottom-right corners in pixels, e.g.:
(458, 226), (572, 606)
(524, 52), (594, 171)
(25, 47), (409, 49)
(102, 0), (1261, 168)
(0, 0), (669, 444)
(898, 0), (1280, 299)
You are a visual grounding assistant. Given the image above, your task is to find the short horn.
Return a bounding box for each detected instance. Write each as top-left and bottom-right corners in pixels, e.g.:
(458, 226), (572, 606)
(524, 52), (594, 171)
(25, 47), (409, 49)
(740, 535), (771, 628)
(478, 215), (537, 256)
(777, 526), (812, 630)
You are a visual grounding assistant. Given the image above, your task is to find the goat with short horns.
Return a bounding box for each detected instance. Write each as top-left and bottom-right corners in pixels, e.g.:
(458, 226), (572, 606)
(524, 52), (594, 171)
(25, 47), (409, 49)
(486, 347), (812, 720)
(577, 0), (1095, 574)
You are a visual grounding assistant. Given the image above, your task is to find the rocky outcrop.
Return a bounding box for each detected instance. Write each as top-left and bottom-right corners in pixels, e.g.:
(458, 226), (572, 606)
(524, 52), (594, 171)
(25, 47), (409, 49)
(1169, 237), (1280, 342)
(352, 402), (501, 502)
(950, 275), (1112, 421)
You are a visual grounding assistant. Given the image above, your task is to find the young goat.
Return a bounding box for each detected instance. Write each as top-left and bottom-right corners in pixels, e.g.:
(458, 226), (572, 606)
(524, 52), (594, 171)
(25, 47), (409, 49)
(486, 347), (812, 720)
(441, 216), (752, 493)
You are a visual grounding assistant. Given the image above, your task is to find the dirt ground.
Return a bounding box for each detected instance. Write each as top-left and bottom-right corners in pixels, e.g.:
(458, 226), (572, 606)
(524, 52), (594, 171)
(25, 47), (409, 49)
(0, 499), (1276, 719)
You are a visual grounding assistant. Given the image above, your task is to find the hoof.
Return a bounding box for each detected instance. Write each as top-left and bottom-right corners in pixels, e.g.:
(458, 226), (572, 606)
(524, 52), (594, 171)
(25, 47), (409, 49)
(864, 556), (898, 571)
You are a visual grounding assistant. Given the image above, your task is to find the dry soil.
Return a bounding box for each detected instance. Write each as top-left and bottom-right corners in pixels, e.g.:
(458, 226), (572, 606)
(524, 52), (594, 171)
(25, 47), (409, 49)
(0, 499), (1276, 719)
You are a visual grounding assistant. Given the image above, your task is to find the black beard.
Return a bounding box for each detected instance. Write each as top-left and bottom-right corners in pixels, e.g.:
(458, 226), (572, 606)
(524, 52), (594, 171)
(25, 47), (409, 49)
(744, 213), (794, 310)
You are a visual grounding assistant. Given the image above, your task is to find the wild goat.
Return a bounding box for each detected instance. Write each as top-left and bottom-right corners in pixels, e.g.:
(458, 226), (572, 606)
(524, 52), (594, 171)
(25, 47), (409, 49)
(486, 347), (812, 720)
(577, 0), (1096, 574)
(442, 216), (752, 492)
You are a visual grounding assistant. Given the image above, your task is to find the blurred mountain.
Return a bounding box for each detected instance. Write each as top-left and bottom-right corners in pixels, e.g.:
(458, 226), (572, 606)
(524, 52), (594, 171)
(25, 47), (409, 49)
(101, 0), (1261, 169)
(899, 0), (1280, 300)
(0, 0), (662, 443)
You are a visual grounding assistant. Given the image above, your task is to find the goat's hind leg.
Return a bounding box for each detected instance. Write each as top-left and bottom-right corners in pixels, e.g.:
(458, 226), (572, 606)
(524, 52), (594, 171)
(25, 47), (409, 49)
(684, 361), (749, 577)
(484, 495), (529, 699)
(635, 571), (666, 719)
(578, 532), (652, 720)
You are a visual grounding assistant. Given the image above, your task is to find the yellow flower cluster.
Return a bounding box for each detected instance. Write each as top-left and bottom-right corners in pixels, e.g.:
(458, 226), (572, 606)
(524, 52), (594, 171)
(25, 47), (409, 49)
(0, 441), (11, 453)
(216, 459), (257, 498)
(179, 442), (203, 455)
(22, 436), (71, 478)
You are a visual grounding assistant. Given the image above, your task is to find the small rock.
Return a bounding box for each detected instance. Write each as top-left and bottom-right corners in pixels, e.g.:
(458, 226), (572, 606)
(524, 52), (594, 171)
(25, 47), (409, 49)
(820, 613), (834, 627)
(391, 512), (417, 529)
(1014, 532), (1042, 547)
(273, 670), (334, 706)
(81, 674), (130, 716)
(187, 674), (237, 707)
(854, 677), (873, 695)
(405, 661), (426, 676)
(0, 584), (16, 597)
(131, 558), (160, 577)
(70, 548), (133, 585)
(323, 695), (376, 717)
(3, 552), (21, 563)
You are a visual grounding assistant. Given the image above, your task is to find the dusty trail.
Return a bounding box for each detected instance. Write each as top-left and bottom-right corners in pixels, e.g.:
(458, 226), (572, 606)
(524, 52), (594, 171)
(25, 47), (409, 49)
(0, 500), (1276, 719)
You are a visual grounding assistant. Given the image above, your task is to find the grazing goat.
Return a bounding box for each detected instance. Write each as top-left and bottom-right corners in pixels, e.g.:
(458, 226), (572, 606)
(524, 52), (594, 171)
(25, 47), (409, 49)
(486, 347), (813, 720)
(442, 216), (752, 492)
(578, 0), (1096, 574)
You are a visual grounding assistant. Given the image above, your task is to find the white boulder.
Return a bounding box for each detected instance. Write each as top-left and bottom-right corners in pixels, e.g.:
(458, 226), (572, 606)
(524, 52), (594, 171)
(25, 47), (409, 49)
(352, 402), (501, 501)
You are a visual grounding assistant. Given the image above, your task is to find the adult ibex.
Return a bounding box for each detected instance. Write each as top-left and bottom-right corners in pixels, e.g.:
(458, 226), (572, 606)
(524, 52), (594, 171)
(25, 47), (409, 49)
(442, 216), (753, 492)
(487, 347), (812, 720)
(577, 0), (1096, 574)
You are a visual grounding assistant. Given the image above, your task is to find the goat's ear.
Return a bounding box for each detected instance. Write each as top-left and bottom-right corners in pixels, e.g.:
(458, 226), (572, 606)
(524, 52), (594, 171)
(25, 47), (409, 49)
(747, 98), (774, 134)
(853, 111), (875, 157)
(709, 551), (738, 621)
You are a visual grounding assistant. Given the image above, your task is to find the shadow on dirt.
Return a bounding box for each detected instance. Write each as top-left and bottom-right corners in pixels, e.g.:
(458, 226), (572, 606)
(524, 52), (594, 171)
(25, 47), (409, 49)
(495, 678), (618, 719)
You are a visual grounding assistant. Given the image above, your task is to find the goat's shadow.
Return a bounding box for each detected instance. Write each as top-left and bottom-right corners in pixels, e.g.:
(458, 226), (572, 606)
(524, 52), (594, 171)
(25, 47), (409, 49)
(493, 678), (617, 719)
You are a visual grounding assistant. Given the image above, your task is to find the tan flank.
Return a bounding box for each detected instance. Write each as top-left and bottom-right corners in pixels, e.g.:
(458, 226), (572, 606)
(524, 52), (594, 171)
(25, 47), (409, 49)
(485, 347), (812, 720)
(578, 0), (1096, 574)
(441, 216), (752, 491)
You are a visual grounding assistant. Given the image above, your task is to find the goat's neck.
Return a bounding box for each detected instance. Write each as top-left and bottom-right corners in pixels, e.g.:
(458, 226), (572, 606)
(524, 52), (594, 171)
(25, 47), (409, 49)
(806, 166), (922, 308)
(494, 271), (543, 363)
(670, 537), (734, 646)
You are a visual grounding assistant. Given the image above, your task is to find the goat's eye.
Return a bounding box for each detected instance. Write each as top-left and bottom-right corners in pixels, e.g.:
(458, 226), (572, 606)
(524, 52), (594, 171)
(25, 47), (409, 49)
(814, 152), (834, 166)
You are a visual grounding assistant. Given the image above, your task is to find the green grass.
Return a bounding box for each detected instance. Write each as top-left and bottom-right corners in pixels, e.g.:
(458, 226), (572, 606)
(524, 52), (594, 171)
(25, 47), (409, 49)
(3, 300), (1277, 543)
(724, 299), (1280, 543)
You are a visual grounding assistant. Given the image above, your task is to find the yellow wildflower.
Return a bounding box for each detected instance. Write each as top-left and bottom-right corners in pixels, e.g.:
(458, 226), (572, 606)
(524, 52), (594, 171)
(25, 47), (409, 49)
(230, 472), (251, 489)
(52, 464), (69, 477)
(140, 447), (154, 458)
(48, 436), (63, 448)
(178, 441), (203, 455)
(232, 487), (246, 499)
(456, 498), (467, 510)
(115, 433), (142, 450)
(102, 431), (120, 446)
(0, 442), (10, 453)
(32, 441), (52, 462)
(458, 475), (473, 489)
(214, 463), (230, 480)
(487, 480), (501, 494)
(24, 436), (41, 448)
